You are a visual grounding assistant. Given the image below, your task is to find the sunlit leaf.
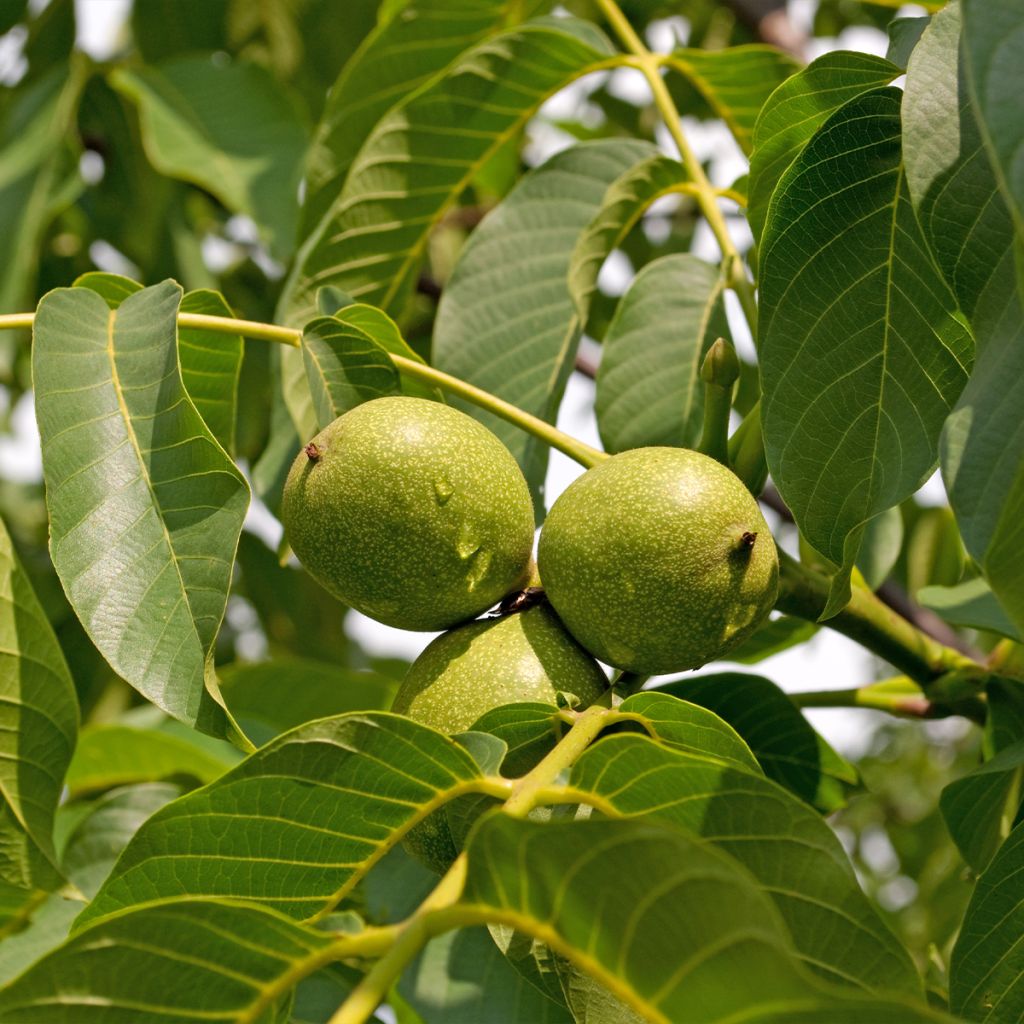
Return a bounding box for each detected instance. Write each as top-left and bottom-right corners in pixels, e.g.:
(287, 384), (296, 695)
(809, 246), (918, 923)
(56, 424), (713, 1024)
(33, 282), (248, 736)
(0, 516), (76, 894)
(280, 18), (621, 327)
(76, 713), (492, 928)
(759, 88), (972, 615)
(918, 578), (1022, 642)
(301, 0), (514, 237)
(0, 899), (345, 1022)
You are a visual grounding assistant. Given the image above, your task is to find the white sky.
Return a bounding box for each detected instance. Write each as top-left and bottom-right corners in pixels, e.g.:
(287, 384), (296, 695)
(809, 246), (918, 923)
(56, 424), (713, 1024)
(0, 0), (946, 756)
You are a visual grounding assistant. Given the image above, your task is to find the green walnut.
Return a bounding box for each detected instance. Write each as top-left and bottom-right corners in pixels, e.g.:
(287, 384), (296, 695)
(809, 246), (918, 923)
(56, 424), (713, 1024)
(537, 447), (778, 674)
(393, 602), (608, 871)
(281, 397), (535, 631)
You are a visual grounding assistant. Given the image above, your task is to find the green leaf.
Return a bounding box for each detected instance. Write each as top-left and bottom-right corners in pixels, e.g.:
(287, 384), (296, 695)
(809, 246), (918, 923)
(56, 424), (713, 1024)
(941, 739), (1024, 873)
(64, 725), (238, 799)
(610, 692), (760, 773)
(399, 926), (573, 1024)
(219, 658), (397, 746)
(856, 506), (904, 591)
(76, 712), (490, 928)
(111, 57), (309, 259)
(0, 891), (83, 988)
(950, 821), (1024, 1022)
(235, 531), (351, 664)
(459, 814), (817, 1020)
(301, 0), (514, 238)
(961, 0), (1024, 244)
(655, 673), (858, 813)
(301, 315), (402, 431)
(886, 16), (930, 70)
(748, 51), (900, 242)
(918, 578), (1022, 642)
(986, 678), (1024, 755)
(759, 88), (972, 616)
(280, 18), (621, 327)
(724, 615), (818, 664)
(432, 139), (658, 497)
(0, 899), (343, 1022)
(176, 290), (243, 456)
(469, 702), (564, 777)
(571, 736), (919, 997)
(60, 782), (182, 899)
(0, 62), (84, 315)
(74, 275), (244, 455)
(664, 45), (799, 154)
(32, 282), (249, 736)
(0, 516), (76, 893)
(595, 254), (727, 453)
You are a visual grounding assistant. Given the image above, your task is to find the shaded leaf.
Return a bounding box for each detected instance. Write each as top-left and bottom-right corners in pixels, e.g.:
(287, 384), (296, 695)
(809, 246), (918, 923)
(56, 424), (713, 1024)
(301, 315), (401, 431)
(571, 735), (918, 996)
(111, 57), (309, 259)
(433, 139), (658, 498)
(940, 741), (1024, 873)
(76, 713), (492, 928)
(0, 517), (76, 893)
(280, 18), (621, 327)
(664, 45), (799, 154)
(235, 531), (351, 664)
(33, 282), (249, 736)
(0, 899), (342, 1022)
(219, 658), (397, 746)
(950, 822), (1024, 1022)
(886, 16), (930, 70)
(856, 506), (904, 591)
(64, 725), (238, 799)
(595, 253), (727, 453)
(656, 673), (858, 813)
(399, 926), (573, 1024)
(918, 578), (1022, 642)
(725, 615), (818, 664)
(759, 88), (972, 615)
(60, 782), (182, 899)
(301, 0), (513, 237)
(748, 51), (899, 241)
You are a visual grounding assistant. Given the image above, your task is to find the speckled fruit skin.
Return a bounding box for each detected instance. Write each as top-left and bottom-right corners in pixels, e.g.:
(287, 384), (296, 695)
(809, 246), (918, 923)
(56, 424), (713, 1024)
(537, 447), (779, 674)
(394, 604), (608, 871)
(281, 397), (535, 631)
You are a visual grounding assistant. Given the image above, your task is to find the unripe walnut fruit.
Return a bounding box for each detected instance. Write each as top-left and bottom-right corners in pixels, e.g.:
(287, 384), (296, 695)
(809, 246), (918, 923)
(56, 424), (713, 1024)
(281, 397), (535, 631)
(537, 447), (778, 673)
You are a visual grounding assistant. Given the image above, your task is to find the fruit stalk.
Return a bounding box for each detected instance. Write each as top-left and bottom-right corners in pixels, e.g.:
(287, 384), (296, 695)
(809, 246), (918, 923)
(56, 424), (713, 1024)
(776, 549), (983, 687)
(698, 337), (739, 465)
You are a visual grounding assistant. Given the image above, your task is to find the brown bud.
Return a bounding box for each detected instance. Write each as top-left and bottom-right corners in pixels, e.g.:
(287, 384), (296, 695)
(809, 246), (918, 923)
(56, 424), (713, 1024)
(740, 531), (758, 549)
(304, 442), (321, 462)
